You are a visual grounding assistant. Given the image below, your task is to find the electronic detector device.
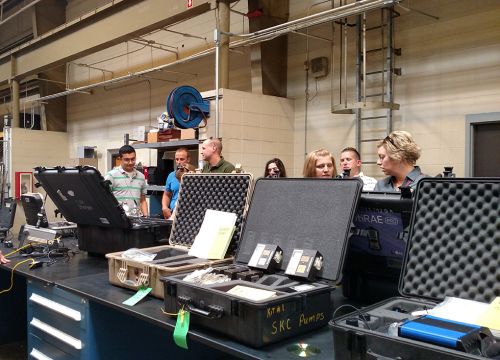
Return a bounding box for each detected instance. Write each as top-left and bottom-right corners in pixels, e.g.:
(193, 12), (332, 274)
(399, 315), (494, 354)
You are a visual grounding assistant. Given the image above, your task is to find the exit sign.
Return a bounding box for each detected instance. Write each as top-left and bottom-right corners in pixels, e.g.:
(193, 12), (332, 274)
(187, 0), (193, 8)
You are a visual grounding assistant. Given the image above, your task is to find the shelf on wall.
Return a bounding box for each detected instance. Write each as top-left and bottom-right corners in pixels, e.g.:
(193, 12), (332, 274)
(147, 185), (165, 192)
(133, 139), (199, 150)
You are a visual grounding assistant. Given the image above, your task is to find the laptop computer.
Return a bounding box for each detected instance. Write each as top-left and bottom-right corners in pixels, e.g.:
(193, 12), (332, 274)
(34, 166), (170, 230)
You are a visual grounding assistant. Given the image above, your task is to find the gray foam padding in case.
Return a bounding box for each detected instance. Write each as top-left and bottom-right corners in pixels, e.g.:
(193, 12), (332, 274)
(401, 178), (500, 303)
(236, 178), (363, 283)
(170, 174), (252, 254)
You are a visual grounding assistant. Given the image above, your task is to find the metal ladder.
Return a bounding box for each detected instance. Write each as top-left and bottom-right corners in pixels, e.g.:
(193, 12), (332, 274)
(332, 5), (400, 166)
(356, 7), (401, 164)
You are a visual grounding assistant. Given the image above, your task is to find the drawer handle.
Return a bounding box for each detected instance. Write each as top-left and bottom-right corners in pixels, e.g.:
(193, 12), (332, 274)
(30, 318), (82, 350)
(30, 348), (54, 360)
(29, 293), (82, 322)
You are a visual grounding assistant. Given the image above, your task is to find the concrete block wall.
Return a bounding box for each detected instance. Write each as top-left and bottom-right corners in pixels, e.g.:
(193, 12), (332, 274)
(213, 89), (294, 177)
(10, 128), (70, 234)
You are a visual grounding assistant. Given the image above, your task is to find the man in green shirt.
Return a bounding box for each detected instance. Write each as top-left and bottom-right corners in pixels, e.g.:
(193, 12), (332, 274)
(201, 138), (235, 173)
(105, 145), (148, 216)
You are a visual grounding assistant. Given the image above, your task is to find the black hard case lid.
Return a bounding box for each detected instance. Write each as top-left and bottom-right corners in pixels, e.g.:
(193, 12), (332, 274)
(34, 166), (132, 228)
(169, 173), (253, 250)
(399, 177), (500, 303)
(235, 178), (363, 283)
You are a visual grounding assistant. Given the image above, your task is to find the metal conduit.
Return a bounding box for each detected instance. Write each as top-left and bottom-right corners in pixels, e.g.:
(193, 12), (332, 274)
(25, 0), (399, 106)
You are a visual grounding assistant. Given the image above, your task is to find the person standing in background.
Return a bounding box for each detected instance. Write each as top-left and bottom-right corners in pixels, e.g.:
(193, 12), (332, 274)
(374, 131), (425, 192)
(105, 145), (148, 216)
(162, 147), (191, 219)
(200, 138), (235, 173)
(339, 147), (377, 191)
(264, 158), (287, 178)
(303, 149), (337, 178)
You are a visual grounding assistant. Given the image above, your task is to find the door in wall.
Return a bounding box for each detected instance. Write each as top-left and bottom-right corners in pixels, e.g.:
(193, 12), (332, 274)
(473, 121), (500, 176)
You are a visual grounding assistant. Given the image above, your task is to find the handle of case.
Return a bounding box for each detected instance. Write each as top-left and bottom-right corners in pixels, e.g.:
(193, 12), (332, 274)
(366, 350), (404, 360)
(116, 266), (149, 288)
(177, 296), (224, 319)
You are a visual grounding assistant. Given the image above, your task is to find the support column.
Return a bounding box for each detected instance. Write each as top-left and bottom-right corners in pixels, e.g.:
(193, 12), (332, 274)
(218, 0), (230, 89)
(11, 79), (20, 129)
(35, 0), (67, 131)
(10, 55), (20, 128)
(248, 0), (289, 97)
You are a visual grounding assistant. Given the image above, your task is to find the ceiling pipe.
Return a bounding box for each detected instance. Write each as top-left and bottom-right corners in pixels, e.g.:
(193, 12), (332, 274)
(227, 0), (400, 45)
(24, 0), (399, 104)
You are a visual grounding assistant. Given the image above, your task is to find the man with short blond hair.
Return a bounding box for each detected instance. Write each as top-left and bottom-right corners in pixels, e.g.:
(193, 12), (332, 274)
(200, 138), (235, 173)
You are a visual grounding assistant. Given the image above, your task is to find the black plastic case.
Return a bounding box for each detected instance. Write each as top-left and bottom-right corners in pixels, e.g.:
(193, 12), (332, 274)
(77, 224), (169, 255)
(34, 166), (172, 254)
(330, 178), (500, 359)
(162, 178), (363, 347)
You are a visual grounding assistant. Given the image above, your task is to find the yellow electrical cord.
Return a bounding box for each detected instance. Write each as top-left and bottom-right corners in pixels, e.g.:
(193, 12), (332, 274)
(161, 305), (185, 317)
(0, 244), (40, 295)
(3, 243), (35, 257)
(161, 307), (180, 317)
(0, 258), (36, 295)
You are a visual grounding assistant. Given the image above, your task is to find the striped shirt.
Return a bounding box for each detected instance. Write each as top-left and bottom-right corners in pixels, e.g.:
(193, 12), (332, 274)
(104, 167), (147, 210)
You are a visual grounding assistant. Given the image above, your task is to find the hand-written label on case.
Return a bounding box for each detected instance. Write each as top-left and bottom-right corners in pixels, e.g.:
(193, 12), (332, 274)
(266, 303), (285, 318)
(271, 319), (292, 335)
(299, 312), (324, 326)
(270, 312), (325, 335)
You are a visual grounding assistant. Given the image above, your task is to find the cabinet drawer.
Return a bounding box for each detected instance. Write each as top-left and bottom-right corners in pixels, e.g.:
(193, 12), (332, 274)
(27, 282), (88, 359)
(29, 332), (78, 360)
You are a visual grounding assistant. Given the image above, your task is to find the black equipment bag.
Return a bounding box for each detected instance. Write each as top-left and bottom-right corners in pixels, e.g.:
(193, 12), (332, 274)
(330, 178), (500, 359)
(162, 178), (363, 347)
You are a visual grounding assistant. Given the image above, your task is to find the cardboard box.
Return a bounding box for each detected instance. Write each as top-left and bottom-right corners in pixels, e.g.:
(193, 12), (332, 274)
(147, 129), (181, 143)
(158, 129), (181, 142)
(147, 131), (158, 143)
(180, 128), (196, 140)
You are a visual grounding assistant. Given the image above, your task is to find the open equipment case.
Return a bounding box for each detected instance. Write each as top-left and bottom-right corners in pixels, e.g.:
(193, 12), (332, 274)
(342, 192), (414, 303)
(162, 177), (363, 347)
(107, 173), (253, 298)
(330, 178), (500, 360)
(34, 166), (172, 254)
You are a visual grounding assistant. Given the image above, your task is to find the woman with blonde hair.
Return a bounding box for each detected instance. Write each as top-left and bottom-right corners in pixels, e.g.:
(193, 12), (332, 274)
(303, 149), (337, 178)
(374, 130), (425, 192)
